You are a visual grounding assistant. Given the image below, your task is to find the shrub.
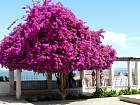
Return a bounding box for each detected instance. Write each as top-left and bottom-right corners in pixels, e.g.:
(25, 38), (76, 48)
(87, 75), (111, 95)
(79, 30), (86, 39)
(138, 89), (140, 93)
(4, 76), (9, 81)
(106, 90), (118, 97)
(25, 96), (33, 102)
(93, 88), (119, 98)
(118, 88), (132, 95)
(0, 76), (4, 81)
(93, 88), (107, 98)
(131, 89), (139, 94)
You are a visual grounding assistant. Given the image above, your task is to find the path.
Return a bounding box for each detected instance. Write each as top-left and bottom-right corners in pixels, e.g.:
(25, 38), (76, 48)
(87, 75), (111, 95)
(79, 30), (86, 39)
(0, 96), (137, 105)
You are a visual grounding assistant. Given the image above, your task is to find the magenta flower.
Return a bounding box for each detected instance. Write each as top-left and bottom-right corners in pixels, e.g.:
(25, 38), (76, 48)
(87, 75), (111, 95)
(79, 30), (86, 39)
(0, 0), (116, 73)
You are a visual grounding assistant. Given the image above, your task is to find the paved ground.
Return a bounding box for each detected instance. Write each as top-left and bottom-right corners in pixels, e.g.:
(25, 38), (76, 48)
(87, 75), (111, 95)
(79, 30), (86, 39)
(0, 96), (138, 105)
(0, 96), (32, 105)
(119, 94), (140, 104)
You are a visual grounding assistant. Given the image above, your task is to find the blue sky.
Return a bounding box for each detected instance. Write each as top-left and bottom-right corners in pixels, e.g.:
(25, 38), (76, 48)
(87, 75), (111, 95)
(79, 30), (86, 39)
(0, 0), (140, 57)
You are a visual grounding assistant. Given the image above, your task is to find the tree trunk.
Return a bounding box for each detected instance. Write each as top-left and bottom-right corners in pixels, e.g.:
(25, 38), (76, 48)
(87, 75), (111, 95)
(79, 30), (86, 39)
(60, 73), (64, 92)
(60, 72), (66, 99)
(96, 70), (100, 89)
(47, 72), (52, 90)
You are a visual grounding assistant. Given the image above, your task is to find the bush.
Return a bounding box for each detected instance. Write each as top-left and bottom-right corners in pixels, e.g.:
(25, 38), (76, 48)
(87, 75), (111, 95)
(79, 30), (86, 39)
(106, 90), (118, 97)
(0, 76), (9, 81)
(0, 76), (4, 81)
(92, 88), (140, 98)
(4, 76), (9, 81)
(138, 89), (140, 93)
(93, 88), (107, 98)
(92, 88), (119, 98)
(118, 88), (132, 95)
(25, 96), (33, 102)
(131, 89), (139, 94)
(118, 88), (140, 95)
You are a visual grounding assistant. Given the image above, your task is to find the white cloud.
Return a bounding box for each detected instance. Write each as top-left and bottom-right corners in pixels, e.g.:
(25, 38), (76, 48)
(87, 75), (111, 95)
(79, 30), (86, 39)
(101, 31), (140, 57)
(102, 31), (127, 48)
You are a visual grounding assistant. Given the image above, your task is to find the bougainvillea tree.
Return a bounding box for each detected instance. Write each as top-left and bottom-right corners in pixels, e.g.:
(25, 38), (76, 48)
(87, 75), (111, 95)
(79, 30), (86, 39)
(0, 0), (116, 73)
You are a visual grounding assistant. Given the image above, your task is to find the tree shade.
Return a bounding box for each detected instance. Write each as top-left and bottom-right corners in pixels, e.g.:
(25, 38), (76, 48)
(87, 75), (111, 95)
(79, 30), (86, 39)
(0, 0), (116, 73)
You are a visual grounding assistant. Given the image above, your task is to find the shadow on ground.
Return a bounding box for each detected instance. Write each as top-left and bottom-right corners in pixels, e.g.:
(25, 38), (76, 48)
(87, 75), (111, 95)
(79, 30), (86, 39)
(0, 96), (87, 105)
(0, 96), (32, 105)
(32, 97), (138, 105)
(32, 100), (86, 105)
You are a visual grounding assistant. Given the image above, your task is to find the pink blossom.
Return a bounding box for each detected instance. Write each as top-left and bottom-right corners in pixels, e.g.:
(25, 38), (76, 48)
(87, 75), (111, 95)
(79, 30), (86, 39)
(0, 0), (116, 73)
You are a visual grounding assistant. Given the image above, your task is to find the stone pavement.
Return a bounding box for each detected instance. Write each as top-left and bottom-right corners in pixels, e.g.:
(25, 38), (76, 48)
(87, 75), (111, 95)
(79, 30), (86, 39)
(119, 94), (140, 104)
(32, 97), (137, 105)
(0, 96), (137, 105)
(0, 96), (32, 105)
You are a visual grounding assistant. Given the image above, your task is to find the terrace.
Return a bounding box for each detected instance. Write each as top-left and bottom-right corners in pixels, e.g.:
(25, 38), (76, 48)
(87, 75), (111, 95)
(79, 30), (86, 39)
(0, 57), (140, 100)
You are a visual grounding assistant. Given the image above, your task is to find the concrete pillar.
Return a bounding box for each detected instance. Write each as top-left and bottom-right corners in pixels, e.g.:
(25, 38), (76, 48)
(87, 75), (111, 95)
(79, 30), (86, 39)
(16, 70), (21, 99)
(96, 70), (100, 88)
(135, 61), (140, 89)
(81, 70), (86, 92)
(128, 61), (133, 88)
(83, 70), (86, 77)
(110, 63), (115, 88)
(47, 72), (52, 90)
(82, 70), (86, 86)
(9, 70), (14, 95)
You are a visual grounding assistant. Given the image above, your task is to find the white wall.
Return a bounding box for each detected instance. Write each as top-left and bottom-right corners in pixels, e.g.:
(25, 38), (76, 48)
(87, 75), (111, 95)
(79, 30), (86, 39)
(0, 82), (10, 95)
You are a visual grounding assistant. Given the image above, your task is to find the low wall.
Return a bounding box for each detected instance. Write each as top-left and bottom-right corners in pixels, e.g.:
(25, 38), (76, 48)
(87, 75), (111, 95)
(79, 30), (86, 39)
(0, 82), (10, 95)
(0, 80), (134, 96)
